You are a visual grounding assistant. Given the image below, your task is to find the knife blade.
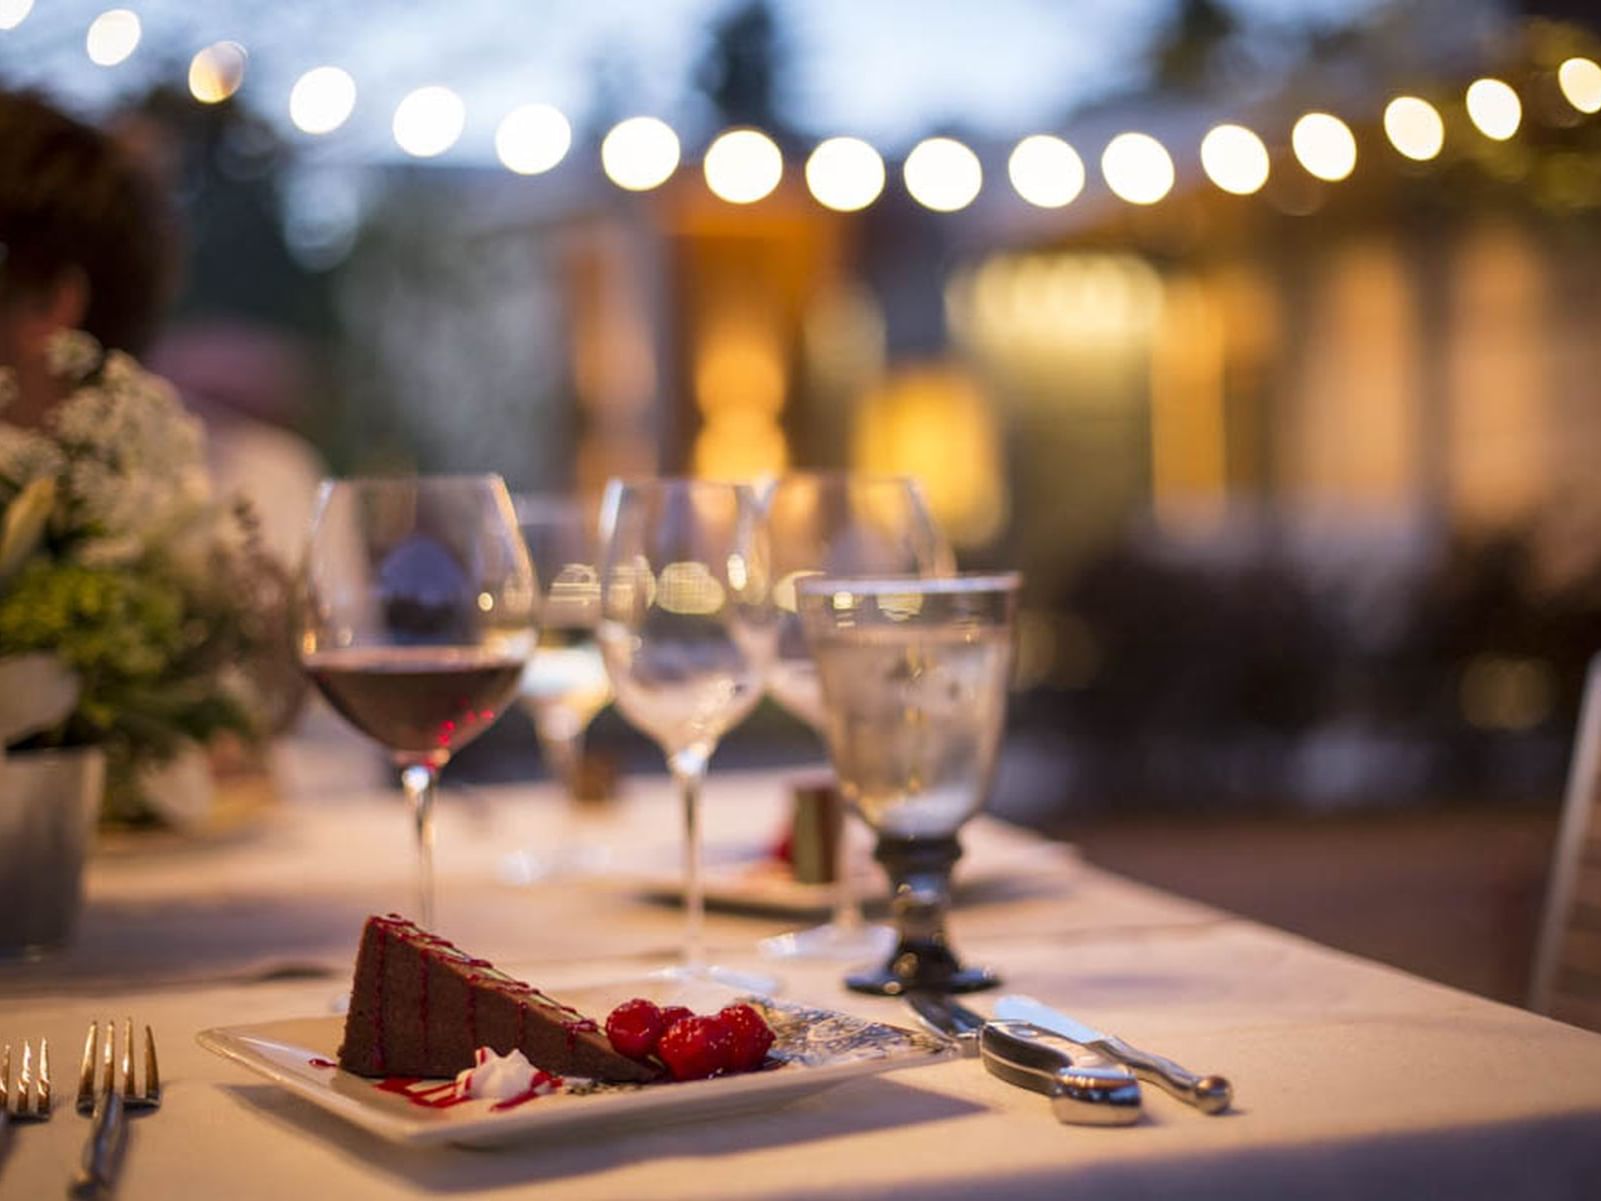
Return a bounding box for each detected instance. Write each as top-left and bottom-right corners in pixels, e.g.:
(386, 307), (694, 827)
(994, 995), (1233, 1114)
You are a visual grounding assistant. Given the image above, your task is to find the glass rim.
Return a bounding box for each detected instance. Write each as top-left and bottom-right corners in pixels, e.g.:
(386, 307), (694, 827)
(602, 474), (762, 495)
(794, 571), (1022, 598)
(315, 472), (511, 493)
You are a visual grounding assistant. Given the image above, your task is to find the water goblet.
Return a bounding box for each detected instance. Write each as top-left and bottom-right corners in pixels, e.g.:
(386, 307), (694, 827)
(761, 472), (952, 962)
(298, 475), (538, 930)
(797, 572), (1021, 995)
(596, 478), (775, 982)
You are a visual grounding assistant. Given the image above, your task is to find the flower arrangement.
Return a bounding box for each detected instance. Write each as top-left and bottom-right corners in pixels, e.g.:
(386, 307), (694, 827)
(0, 330), (292, 823)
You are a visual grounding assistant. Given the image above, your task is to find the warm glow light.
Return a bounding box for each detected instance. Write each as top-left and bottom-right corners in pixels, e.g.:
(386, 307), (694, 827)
(392, 86), (465, 158)
(1291, 112), (1357, 181)
(0, 0), (34, 32)
(1198, 124), (1269, 195)
(703, 128), (783, 204)
(1383, 96), (1444, 161)
(601, 117), (680, 191)
(1465, 78), (1521, 140)
(188, 42), (247, 105)
(805, 137), (885, 212)
(1007, 135), (1085, 208)
(1100, 132), (1175, 205)
(1558, 57), (1601, 115)
(903, 137), (982, 212)
(495, 103), (571, 175)
(86, 9), (140, 66)
(290, 67), (357, 135)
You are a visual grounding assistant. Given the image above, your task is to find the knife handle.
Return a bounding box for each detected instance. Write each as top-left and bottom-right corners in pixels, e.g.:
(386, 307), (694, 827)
(1090, 1036), (1232, 1114)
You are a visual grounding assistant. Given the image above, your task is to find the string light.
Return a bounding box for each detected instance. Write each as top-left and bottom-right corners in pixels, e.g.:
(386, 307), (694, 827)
(904, 137), (983, 212)
(86, 9), (140, 67)
(1557, 57), (1601, 115)
(290, 67), (356, 135)
(805, 137), (885, 212)
(188, 42), (247, 105)
(704, 128), (783, 204)
(1465, 78), (1520, 140)
(0, 0), (33, 32)
(1291, 112), (1357, 181)
(1101, 132), (1174, 205)
(1383, 96), (1444, 161)
(601, 117), (680, 191)
(495, 104), (571, 175)
(1199, 124), (1269, 195)
(1008, 135), (1085, 208)
(392, 86), (465, 158)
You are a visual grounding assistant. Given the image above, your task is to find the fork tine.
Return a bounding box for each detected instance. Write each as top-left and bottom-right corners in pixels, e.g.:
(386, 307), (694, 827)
(19, 1042), (32, 1119)
(2, 1043), (11, 1117)
(77, 1021), (97, 1113)
(38, 1038), (50, 1117)
(121, 1018), (135, 1101)
(143, 1026), (159, 1102)
(101, 1017), (115, 1101)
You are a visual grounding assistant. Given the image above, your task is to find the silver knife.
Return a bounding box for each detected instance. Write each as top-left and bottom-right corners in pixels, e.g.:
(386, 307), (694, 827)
(994, 995), (1233, 1114)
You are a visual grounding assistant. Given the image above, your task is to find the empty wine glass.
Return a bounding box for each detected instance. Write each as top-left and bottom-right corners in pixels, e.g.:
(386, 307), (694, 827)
(597, 478), (774, 981)
(298, 475), (538, 930)
(761, 472), (952, 961)
(797, 572), (1021, 995)
(502, 493), (616, 883)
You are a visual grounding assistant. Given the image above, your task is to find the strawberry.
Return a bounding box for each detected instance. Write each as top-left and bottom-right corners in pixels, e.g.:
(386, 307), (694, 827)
(658, 1005), (694, 1030)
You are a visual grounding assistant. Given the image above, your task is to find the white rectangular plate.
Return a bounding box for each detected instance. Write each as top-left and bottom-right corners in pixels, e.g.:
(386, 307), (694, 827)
(197, 979), (951, 1148)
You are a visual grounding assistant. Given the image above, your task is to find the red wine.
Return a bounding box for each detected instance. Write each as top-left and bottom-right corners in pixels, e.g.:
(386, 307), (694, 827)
(305, 647), (524, 761)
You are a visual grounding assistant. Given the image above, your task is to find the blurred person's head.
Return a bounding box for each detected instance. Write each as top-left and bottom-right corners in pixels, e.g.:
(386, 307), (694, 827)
(0, 89), (176, 419)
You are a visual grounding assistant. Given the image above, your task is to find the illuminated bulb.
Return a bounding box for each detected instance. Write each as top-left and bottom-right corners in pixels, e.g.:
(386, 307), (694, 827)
(392, 86), (465, 158)
(86, 9), (140, 67)
(805, 137), (885, 212)
(188, 42), (247, 105)
(1100, 132), (1174, 205)
(1007, 134), (1085, 208)
(1465, 78), (1520, 140)
(601, 116), (680, 191)
(903, 137), (982, 213)
(1291, 112), (1356, 182)
(289, 67), (357, 135)
(703, 128), (783, 204)
(0, 0), (34, 32)
(495, 104), (571, 175)
(1382, 96), (1444, 161)
(1198, 124), (1269, 195)
(1557, 57), (1601, 115)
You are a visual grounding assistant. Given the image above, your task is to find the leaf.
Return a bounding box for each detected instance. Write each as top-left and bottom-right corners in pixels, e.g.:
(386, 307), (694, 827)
(0, 476), (57, 583)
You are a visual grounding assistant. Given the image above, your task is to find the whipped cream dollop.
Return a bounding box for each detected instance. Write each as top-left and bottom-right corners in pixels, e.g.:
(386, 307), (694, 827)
(453, 1048), (563, 1102)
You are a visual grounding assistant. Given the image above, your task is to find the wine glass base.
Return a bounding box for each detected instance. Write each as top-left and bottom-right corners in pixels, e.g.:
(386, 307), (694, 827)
(497, 845), (613, 885)
(649, 962), (783, 996)
(845, 962), (999, 997)
(758, 922), (896, 962)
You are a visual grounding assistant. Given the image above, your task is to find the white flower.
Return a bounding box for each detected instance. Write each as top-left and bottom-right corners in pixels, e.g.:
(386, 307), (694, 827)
(45, 329), (102, 383)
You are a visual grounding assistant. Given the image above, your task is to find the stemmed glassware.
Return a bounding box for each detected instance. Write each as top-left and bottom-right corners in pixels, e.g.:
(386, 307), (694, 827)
(596, 478), (775, 981)
(298, 475), (538, 930)
(797, 572), (1021, 995)
(760, 472), (952, 961)
(502, 494), (616, 883)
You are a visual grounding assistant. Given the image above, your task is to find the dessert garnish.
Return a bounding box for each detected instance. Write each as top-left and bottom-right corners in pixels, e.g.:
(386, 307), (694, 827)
(602, 998), (777, 1081)
(453, 1047), (570, 1111)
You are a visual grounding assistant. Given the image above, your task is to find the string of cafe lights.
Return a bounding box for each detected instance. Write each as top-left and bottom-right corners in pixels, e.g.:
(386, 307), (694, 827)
(8, 4), (1601, 214)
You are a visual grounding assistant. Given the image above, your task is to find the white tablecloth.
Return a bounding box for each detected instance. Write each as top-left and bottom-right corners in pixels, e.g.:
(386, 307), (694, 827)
(2, 744), (1598, 1200)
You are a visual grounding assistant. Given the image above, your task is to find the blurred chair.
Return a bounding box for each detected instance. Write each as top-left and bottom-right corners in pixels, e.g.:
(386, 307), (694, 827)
(1531, 654), (1601, 1030)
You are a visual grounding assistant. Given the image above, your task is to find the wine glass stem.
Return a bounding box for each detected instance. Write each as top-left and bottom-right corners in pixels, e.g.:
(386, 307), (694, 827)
(830, 829), (863, 932)
(669, 750), (709, 971)
(401, 763), (439, 929)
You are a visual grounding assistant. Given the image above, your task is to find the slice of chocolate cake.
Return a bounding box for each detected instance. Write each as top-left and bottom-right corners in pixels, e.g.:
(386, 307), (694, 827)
(337, 915), (656, 1083)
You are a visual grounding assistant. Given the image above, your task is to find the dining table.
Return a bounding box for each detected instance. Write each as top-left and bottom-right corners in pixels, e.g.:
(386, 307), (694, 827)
(3, 726), (1600, 1201)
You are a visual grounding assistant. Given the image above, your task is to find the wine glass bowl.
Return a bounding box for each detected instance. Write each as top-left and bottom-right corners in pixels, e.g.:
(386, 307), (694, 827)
(298, 475), (537, 928)
(597, 478), (774, 977)
(797, 572), (1021, 995)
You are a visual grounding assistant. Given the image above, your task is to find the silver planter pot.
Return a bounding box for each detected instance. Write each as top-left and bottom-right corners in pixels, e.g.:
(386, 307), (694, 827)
(0, 746), (104, 959)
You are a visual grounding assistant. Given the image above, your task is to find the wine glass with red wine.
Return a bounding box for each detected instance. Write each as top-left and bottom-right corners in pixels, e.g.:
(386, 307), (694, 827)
(298, 475), (538, 930)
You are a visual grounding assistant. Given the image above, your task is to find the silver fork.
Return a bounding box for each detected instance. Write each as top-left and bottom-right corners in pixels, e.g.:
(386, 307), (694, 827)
(72, 1019), (160, 1198)
(1, 1038), (52, 1122)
